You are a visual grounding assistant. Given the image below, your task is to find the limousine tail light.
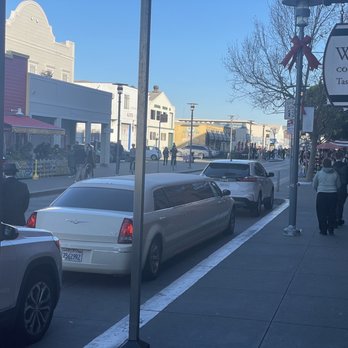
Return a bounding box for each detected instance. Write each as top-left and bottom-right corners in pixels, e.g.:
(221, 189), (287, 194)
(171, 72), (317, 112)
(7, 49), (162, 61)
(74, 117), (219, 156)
(237, 176), (257, 183)
(26, 212), (37, 228)
(118, 218), (133, 244)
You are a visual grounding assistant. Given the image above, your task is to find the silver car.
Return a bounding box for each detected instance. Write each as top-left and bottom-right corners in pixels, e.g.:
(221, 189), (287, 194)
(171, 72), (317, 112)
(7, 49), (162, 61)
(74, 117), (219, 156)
(26, 173), (235, 280)
(201, 159), (274, 216)
(0, 223), (62, 345)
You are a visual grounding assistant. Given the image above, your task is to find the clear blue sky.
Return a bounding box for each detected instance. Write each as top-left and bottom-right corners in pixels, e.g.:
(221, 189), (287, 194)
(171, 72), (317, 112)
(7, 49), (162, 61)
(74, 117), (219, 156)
(7, 0), (285, 125)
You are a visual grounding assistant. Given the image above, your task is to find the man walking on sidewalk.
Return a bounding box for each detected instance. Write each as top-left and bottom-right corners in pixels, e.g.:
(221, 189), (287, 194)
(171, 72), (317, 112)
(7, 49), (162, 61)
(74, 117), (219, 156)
(333, 151), (348, 226)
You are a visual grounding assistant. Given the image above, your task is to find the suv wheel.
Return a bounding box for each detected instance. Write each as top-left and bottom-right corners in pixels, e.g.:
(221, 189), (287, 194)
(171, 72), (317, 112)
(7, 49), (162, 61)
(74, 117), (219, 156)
(264, 189), (274, 210)
(16, 272), (56, 345)
(143, 237), (162, 281)
(150, 154), (157, 161)
(250, 194), (262, 217)
(224, 208), (236, 235)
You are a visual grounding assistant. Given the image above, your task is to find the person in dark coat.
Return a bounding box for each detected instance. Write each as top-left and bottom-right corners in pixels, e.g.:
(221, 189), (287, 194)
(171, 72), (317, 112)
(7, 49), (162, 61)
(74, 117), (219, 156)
(2, 163), (30, 226)
(333, 151), (348, 226)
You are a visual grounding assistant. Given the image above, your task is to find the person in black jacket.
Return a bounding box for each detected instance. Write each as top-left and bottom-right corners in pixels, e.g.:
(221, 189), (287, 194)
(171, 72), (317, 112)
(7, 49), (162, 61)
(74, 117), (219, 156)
(333, 151), (348, 226)
(2, 163), (30, 226)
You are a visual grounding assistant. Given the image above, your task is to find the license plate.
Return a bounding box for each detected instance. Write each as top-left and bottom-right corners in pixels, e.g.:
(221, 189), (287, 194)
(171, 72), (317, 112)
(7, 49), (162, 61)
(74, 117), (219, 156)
(62, 248), (83, 263)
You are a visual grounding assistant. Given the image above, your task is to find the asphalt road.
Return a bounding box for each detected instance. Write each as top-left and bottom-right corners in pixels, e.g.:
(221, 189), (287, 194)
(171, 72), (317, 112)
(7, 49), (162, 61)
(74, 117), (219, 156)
(8, 159), (292, 348)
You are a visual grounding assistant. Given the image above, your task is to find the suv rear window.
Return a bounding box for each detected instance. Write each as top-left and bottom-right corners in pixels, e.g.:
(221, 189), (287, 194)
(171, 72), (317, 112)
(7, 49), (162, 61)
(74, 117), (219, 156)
(51, 187), (134, 212)
(203, 163), (250, 179)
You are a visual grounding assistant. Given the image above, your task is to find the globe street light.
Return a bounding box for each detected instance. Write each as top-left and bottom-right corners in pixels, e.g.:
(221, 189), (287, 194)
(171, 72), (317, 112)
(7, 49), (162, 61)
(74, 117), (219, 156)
(187, 103), (197, 169)
(115, 85), (123, 175)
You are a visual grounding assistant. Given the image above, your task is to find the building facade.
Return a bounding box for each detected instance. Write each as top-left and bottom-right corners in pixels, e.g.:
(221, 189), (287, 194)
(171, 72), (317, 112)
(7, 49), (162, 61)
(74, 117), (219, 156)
(6, 0), (75, 82)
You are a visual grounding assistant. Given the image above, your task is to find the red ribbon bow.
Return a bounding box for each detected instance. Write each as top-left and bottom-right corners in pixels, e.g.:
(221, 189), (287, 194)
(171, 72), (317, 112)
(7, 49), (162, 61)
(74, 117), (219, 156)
(281, 35), (320, 71)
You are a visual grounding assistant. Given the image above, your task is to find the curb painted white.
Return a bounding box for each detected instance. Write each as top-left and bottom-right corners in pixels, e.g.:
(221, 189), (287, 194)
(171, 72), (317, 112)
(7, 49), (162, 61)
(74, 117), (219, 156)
(85, 200), (290, 348)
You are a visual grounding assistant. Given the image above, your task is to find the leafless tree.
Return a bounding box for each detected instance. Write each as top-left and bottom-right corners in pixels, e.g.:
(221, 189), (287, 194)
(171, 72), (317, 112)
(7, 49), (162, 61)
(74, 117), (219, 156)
(224, 0), (338, 114)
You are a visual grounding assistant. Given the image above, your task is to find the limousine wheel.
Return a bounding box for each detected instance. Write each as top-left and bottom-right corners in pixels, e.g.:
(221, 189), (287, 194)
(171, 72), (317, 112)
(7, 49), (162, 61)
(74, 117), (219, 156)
(225, 208), (236, 235)
(143, 237), (162, 280)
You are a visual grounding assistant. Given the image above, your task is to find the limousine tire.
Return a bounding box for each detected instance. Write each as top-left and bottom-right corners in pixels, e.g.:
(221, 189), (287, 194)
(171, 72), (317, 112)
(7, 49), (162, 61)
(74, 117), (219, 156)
(225, 208), (236, 235)
(143, 237), (162, 281)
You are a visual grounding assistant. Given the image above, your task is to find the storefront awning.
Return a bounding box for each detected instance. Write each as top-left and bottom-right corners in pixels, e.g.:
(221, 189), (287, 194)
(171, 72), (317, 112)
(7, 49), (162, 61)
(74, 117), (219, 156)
(4, 115), (65, 135)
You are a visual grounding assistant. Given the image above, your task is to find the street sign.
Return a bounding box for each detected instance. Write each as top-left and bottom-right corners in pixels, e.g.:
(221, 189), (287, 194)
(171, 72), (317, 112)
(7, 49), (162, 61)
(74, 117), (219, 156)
(323, 23), (348, 106)
(284, 98), (295, 119)
(287, 119), (294, 134)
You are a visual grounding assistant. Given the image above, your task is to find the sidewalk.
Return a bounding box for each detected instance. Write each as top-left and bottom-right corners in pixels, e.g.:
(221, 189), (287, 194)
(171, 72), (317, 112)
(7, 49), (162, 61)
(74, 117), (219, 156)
(130, 183), (348, 348)
(26, 159), (207, 196)
(26, 161), (348, 347)
(86, 182), (348, 348)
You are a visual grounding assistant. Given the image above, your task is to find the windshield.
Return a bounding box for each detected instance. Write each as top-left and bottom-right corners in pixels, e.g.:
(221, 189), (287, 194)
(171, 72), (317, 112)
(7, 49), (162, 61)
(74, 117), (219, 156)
(203, 163), (250, 179)
(51, 187), (134, 212)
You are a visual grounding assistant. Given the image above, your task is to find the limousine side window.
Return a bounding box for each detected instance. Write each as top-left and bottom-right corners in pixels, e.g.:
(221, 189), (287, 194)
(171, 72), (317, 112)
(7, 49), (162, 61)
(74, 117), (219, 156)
(210, 181), (223, 196)
(191, 181), (215, 200)
(154, 188), (170, 210)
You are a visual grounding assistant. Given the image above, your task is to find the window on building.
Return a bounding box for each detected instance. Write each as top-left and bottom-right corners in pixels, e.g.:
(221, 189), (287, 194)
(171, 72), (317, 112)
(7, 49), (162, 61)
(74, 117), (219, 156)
(29, 63), (37, 74)
(156, 111), (162, 120)
(150, 110), (156, 120)
(161, 133), (166, 141)
(161, 112), (168, 123)
(124, 94), (130, 109)
(62, 72), (69, 82)
(150, 131), (157, 140)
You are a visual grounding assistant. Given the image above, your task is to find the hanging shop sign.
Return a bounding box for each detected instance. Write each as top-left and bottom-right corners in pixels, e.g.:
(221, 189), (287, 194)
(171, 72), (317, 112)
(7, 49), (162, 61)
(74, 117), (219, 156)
(323, 23), (348, 106)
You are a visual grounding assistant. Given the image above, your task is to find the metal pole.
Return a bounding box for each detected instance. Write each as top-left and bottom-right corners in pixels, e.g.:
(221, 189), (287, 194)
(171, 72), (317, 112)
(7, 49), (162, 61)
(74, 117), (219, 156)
(121, 1), (151, 347)
(0, 0), (5, 224)
(248, 121), (252, 160)
(157, 116), (161, 172)
(229, 115), (234, 161)
(189, 107), (193, 168)
(116, 86), (123, 175)
(284, 4), (306, 236)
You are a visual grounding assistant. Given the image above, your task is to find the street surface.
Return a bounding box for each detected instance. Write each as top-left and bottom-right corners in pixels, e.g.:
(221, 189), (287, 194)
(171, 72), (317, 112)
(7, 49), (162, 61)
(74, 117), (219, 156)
(11, 159), (292, 348)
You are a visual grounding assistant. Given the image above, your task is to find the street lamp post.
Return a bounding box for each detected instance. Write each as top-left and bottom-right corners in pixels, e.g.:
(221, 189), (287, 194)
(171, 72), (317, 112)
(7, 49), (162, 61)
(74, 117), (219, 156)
(157, 113), (163, 173)
(282, 0), (310, 236)
(187, 103), (197, 169)
(116, 85), (123, 175)
(228, 115), (234, 161)
(248, 120), (253, 160)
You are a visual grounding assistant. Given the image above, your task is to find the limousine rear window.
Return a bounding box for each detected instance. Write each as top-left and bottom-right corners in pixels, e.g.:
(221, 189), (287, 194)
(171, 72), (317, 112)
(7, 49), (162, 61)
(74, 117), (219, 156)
(51, 187), (134, 212)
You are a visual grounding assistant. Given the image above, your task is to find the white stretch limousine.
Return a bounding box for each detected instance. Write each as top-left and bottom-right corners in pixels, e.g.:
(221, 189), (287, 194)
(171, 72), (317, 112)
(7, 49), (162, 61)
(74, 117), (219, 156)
(26, 173), (235, 279)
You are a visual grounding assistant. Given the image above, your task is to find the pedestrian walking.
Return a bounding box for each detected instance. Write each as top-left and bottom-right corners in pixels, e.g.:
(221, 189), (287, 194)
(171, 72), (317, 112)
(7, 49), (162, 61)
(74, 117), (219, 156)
(115, 140), (124, 174)
(74, 143), (87, 181)
(313, 157), (341, 235)
(170, 143), (178, 169)
(333, 151), (348, 227)
(67, 144), (76, 177)
(85, 143), (96, 178)
(163, 146), (169, 166)
(2, 163), (30, 226)
(129, 143), (136, 174)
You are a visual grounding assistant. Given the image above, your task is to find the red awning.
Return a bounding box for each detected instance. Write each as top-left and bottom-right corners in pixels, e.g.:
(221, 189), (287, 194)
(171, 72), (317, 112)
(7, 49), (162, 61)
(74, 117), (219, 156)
(4, 115), (65, 135)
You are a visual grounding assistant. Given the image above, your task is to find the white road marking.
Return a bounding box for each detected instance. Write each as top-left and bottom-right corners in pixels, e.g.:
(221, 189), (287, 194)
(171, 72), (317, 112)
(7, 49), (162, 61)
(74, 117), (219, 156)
(85, 200), (290, 348)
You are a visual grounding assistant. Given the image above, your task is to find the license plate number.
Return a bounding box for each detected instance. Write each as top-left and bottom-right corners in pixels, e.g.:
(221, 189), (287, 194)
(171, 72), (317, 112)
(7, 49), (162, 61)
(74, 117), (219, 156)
(62, 248), (83, 263)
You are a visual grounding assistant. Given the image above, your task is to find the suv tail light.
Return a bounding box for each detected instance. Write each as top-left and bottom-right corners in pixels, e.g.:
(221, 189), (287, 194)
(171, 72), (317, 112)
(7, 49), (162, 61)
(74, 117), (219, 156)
(26, 212), (37, 228)
(237, 176), (257, 182)
(118, 218), (133, 244)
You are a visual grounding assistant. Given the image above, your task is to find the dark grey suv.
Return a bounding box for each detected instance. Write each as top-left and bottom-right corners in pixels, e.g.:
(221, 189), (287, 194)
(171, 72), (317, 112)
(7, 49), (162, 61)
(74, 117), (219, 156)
(0, 223), (62, 345)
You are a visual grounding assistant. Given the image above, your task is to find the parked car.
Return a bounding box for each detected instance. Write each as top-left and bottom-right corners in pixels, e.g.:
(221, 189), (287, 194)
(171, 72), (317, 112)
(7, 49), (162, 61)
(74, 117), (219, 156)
(177, 145), (217, 159)
(0, 223), (62, 345)
(146, 146), (161, 160)
(26, 173), (235, 280)
(200, 159), (274, 216)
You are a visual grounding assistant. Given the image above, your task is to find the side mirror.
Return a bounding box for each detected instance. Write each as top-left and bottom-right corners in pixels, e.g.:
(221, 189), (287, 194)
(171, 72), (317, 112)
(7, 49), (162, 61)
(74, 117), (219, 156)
(268, 172), (275, 177)
(222, 189), (231, 196)
(0, 223), (19, 241)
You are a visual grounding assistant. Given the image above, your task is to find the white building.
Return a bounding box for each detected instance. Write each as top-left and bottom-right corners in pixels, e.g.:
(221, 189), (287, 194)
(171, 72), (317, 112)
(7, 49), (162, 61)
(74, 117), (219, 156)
(147, 85), (175, 151)
(6, 0), (75, 82)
